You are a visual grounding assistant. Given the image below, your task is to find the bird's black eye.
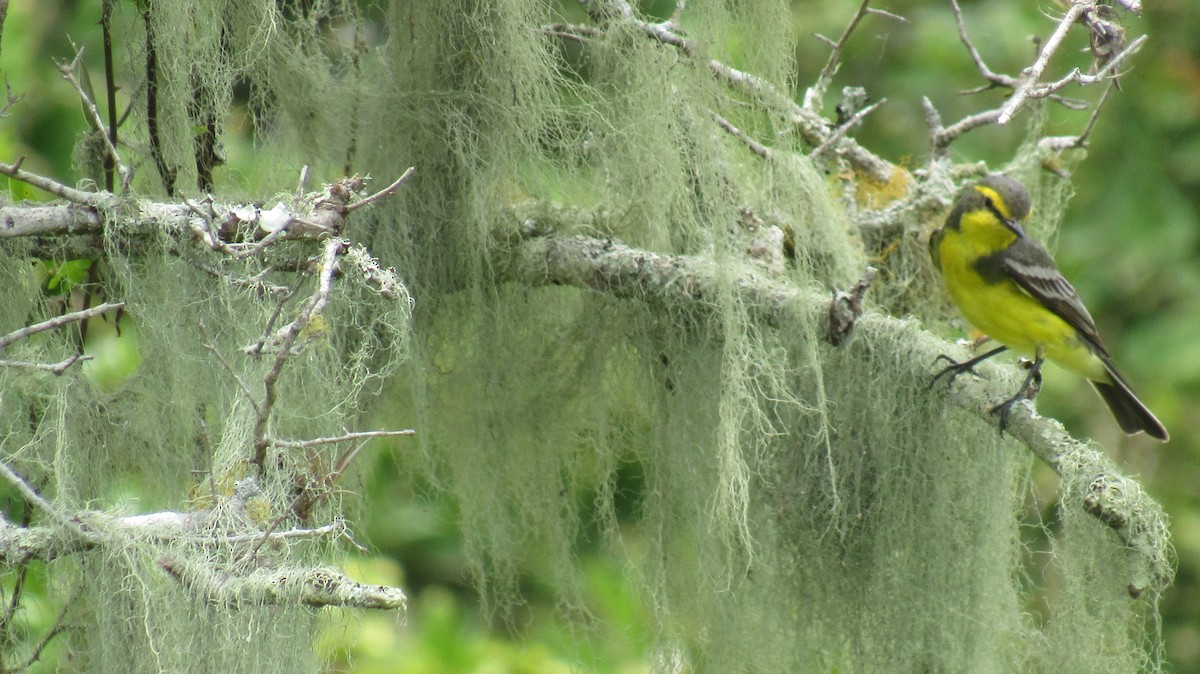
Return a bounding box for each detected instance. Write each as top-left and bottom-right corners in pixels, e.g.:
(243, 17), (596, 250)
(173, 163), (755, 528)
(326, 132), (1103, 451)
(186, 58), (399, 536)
(982, 194), (1006, 221)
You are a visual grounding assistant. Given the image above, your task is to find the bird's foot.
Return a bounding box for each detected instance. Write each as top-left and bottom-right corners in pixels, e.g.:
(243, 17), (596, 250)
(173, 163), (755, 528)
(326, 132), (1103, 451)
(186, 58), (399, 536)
(988, 357), (1044, 435)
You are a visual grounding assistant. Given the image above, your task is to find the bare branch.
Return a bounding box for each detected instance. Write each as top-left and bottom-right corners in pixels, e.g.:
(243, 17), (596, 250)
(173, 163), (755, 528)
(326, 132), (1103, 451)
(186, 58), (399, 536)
(268, 430), (416, 449)
(199, 322), (262, 417)
(0, 303), (124, 351)
(541, 22), (601, 43)
(997, 2), (1086, 124)
(56, 48), (131, 191)
(344, 166), (416, 213)
(0, 355), (91, 374)
(804, 0), (905, 112)
(1023, 33), (1147, 100)
(187, 259), (291, 297)
(810, 98), (886, 159)
(925, 98), (1002, 156)
(950, 0), (1012, 88)
(549, 12), (898, 180)
(710, 111), (773, 160)
(0, 159), (113, 207)
(251, 238), (345, 470)
(0, 460), (95, 543)
(1037, 78), (1118, 152)
(8, 599), (75, 673)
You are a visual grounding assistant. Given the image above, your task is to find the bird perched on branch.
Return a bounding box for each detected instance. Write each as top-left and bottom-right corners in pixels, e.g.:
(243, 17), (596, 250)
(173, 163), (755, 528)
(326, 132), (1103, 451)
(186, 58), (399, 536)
(929, 174), (1168, 441)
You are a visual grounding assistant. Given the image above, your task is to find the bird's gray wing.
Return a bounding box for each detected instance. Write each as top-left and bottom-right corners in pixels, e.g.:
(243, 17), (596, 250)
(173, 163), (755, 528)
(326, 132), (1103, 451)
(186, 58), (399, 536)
(999, 237), (1106, 352)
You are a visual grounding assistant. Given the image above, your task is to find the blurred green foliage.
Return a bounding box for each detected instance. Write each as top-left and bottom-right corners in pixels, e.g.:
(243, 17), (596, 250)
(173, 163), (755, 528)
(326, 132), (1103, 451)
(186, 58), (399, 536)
(2, 0), (1198, 671)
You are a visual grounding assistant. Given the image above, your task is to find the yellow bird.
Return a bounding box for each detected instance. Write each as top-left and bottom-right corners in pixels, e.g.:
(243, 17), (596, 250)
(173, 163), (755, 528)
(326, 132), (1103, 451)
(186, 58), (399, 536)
(929, 174), (1168, 441)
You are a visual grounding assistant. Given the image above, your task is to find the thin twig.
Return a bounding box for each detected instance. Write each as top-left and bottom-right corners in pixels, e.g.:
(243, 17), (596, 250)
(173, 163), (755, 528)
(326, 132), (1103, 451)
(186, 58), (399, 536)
(950, 0), (1011, 87)
(1024, 33), (1147, 99)
(0, 303), (124, 351)
(1037, 78), (1119, 153)
(9, 599), (75, 673)
(710, 111), (773, 159)
(193, 521), (349, 546)
(251, 238), (345, 470)
(268, 429), (416, 449)
(556, 11), (897, 180)
(541, 22), (601, 43)
(101, 0), (118, 193)
(344, 166), (416, 213)
(0, 460), (94, 542)
(198, 322), (262, 417)
(56, 48), (130, 192)
(804, 0), (905, 112)
(950, 0), (1090, 110)
(997, 2), (1087, 124)
(0, 355), (91, 374)
(187, 258), (290, 297)
(0, 159), (112, 207)
(294, 165), (310, 205)
(810, 98), (886, 159)
(1074, 77), (1116, 145)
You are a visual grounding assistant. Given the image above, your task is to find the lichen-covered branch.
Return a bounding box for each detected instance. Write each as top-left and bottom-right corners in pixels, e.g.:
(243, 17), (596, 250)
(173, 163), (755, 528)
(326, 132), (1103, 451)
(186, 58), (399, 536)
(159, 557), (406, 610)
(557, 2), (899, 181)
(0, 472), (406, 610)
(498, 232), (1171, 596)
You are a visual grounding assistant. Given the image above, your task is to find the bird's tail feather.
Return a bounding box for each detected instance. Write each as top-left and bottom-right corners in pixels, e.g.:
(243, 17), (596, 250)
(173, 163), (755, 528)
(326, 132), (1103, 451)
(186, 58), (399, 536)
(1091, 364), (1169, 442)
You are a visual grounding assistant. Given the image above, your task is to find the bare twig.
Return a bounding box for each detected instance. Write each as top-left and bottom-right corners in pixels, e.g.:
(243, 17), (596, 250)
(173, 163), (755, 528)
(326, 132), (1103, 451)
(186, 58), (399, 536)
(996, 2), (1113, 124)
(251, 238), (345, 470)
(344, 166), (416, 213)
(949, 0), (1108, 113)
(1022, 33), (1146, 100)
(710, 111), (773, 160)
(541, 22), (601, 43)
(56, 48), (131, 191)
(548, 11), (898, 180)
(0, 303), (124, 351)
(950, 0), (1012, 88)
(198, 322), (262, 417)
(804, 0), (906, 112)
(0, 159), (113, 207)
(8, 599), (75, 673)
(1082, 82), (1116, 135)
(0, 355), (91, 374)
(0, 0), (9, 62)
(924, 97), (1002, 156)
(0, 460), (95, 543)
(190, 521), (351, 547)
(187, 259), (290, 297)
(100, 0), (118, 193)
(1037, 78), (1118, 152)
(810, 98), (886, 159)
(268, 430), (416, 449)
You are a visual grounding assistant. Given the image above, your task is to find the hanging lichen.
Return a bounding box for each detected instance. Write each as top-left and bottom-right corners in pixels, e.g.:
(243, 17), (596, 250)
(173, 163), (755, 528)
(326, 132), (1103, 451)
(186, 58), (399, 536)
(0, 0), (1166, 672)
